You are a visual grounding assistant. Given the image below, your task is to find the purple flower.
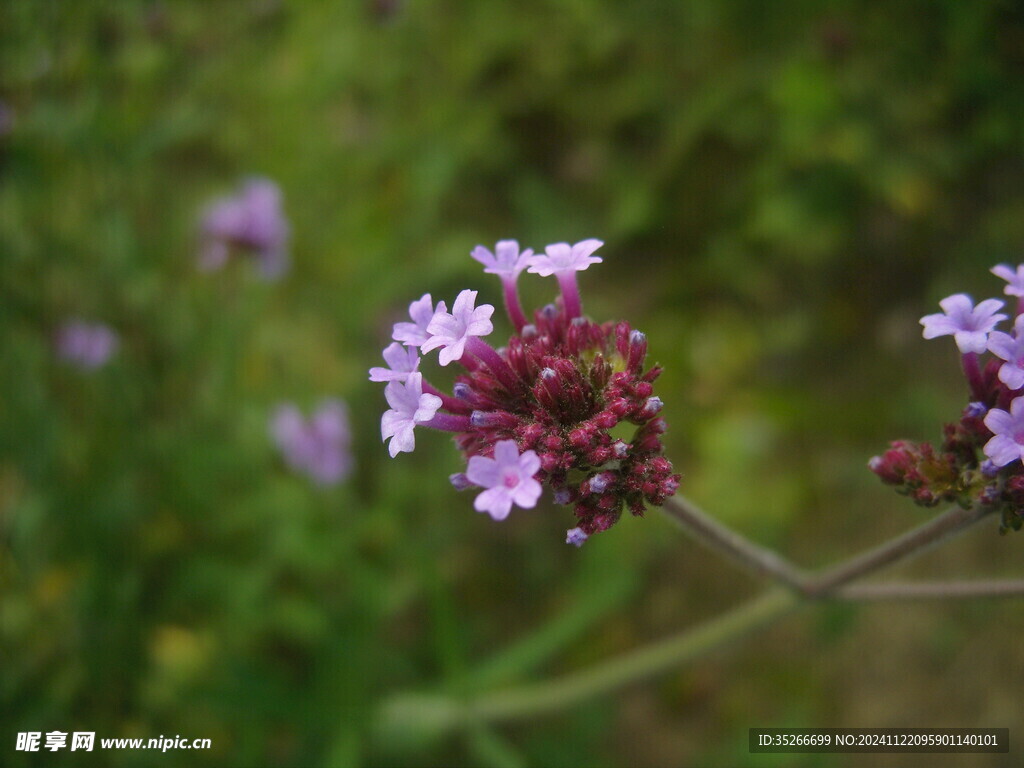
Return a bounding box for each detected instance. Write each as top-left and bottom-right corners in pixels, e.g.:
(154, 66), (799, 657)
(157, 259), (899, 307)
(368, 342), (420, 383)
(55, 320), (119, 370)
(920, 293), (1006, 354)
(471, 240), (532, 279)
(199, 178), (290, 279)
(526, 239), (603, 277)
(983, 397), (1024, 468)
(271, 400), (353, 485)
(381, 372), (443, 457)
(421, 289), (495, 366)
(987, 315), (1024, 390)
(991, 264), (1024, 297)
(565, 527), (589, 547)
(392, 294), (446, 348)
(466, 439), (542, 520)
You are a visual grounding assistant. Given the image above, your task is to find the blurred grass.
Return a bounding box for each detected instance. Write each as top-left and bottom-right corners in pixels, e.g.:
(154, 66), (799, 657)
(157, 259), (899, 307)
(2, 0), (1024, 766)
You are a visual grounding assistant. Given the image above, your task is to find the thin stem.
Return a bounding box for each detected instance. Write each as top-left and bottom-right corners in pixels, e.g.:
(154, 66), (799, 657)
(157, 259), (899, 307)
(961, 352), (984, 401)
(801, 504), (992, 597)
(501, 277), (527, 333)
(422, 381), (472, 415)
(379, 502), (997, 734)
(425, 412), (472, 432)
(469, 588), (800, 724)
(839, 579), (1024, 600)
(555, 272), (581, 320)
(662, 496), (807, 591)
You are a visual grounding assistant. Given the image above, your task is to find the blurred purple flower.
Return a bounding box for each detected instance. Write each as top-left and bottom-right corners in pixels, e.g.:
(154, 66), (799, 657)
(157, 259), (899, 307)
(55, 320), (118, 370)
(199, 178), (290, 280)
(270, 400), (353, 485)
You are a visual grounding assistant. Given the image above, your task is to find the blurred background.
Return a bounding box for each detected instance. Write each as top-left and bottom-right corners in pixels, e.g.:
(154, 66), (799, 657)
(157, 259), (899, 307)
(2, 1), (1024, 766)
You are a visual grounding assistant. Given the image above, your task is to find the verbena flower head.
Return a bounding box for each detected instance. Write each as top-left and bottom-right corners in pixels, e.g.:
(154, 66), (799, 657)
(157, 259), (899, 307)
(198, 178), (290, 280)
(55, 320), (119, 370)
(371, 239), (680, 544)
(271, 400), (353, 486)
(872, 265), (1024, 533)
(919, 293), (1005, 354)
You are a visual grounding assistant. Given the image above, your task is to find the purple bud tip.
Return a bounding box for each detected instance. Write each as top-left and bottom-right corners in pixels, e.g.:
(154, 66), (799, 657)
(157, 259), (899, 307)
(588, 473), (612, 493)
(867, 456), (882, 472)
(541, 304), (558, 320)
(629, 330), (646, 344)
(553, 487), (572, 505)
(612, 440), (628, 458)
(540, 367), (557, 380)
(453, 382), (473, 399)
(521, 324), (538, 339)
(470, 410), (490, 427)
(981, 459), (999, 477)
(449, 472), (474, 490)
(571, 317), (587, 327)
(644, 396), (663, 414)
(966, 401), (987, 418)
(566, 527), (588, 547)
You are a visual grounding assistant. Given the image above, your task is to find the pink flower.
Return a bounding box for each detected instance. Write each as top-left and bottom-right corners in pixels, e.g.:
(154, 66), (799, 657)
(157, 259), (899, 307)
(920, 293), (1005, 354)
(983, 397), (1024, 468)
(526, 239), (603, 277)
(471, 240), (532, 279)
(368, 342), (420, 383)
(392, 294), (446, 348)
(991, 264), (1024, 297)
(421, 289), (494, 366)
(466, 440), (542, 520)
(987, 315), (1024, 390)
(380, 372), (442, 457)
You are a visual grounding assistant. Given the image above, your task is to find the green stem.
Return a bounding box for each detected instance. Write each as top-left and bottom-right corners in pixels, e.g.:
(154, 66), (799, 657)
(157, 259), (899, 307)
(471, 587), (801, 723)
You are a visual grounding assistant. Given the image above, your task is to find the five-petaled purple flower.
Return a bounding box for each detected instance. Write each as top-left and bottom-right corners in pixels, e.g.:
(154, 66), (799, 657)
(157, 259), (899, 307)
(421, 289), (495, 366)
(466, 439), (542, 520)
(392, 294), (446, 348)
(984, 398), (1024, 468)
(271, 400), (354, 485)
(381, 372), (443, 457)
(987, 315), (1024, 390)
(472, 240), (532, 279)
(368, 342), (420, 383)
(371, 237), (680, 544)
(199, 178), (290, 280)
(56, 320), (119, 370)
(920, 293), (1006, 354)
(525, 239), (603, 320)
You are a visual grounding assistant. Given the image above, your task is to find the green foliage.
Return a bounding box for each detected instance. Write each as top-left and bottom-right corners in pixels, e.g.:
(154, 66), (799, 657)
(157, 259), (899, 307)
(2, 0), (1024, 765)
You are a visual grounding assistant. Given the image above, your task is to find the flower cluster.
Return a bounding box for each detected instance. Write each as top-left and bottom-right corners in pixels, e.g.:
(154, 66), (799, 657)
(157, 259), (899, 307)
(870, 264), (1024, 532)
(370, 239), (680, 545)
(55, 320), (119, 371)
(198, 178), (290, 280)
(270, 400), (354, 486)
